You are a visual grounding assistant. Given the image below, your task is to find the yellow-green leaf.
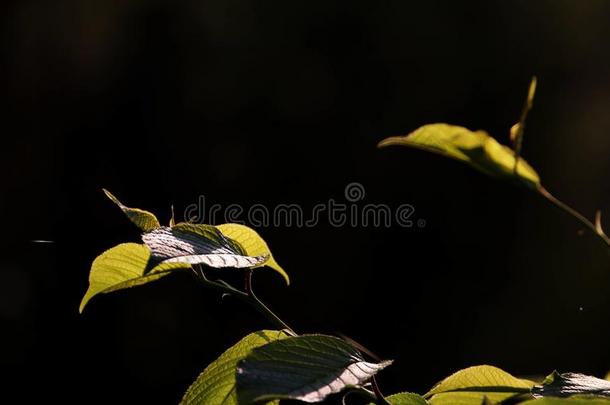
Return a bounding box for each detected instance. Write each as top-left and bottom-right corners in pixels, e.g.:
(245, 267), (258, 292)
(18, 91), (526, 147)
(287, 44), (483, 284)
(428, 392), (524, 405)
(103, 189), (160, 232)
(79, 243), (189, 313)
(425, 365), (535, 405)
(378, 123), (541, 189)
(369, 392), (428, 404)
(181, 330), (288, 405)
(520, 398), (610, 404)
(216, 223), (289, 285)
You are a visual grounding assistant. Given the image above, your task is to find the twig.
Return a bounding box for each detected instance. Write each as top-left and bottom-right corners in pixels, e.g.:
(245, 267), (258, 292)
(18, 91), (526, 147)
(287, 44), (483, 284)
(537, 187), (610, 250)
(193, 265), (296, 335)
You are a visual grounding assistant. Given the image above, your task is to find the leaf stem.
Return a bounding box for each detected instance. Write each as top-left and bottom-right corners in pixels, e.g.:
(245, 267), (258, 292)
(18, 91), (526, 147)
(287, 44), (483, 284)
(370, 375), (391, 405)
(193, 265), (296, 335)
(537, 187), (610, 249)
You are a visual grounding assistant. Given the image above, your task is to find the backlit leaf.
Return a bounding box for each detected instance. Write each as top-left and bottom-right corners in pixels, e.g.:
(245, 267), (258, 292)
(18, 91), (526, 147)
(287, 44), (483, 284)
(425, 365), (535, 405)
(521, 397), (610, 404)
(216, 223), (289, 285)
(368, 392), (428, 405)
(236, 334), (392, 403)
(103, 189), (160, 232)
(378, 124), (541, 188)
(427, 392), (525, 405)
(180, 330), (288, 405)
(79, 243), (189, 312)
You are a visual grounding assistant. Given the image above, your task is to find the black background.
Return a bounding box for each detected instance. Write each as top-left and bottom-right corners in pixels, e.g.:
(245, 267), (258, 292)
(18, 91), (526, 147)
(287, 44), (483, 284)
(3, 0), (610, 403)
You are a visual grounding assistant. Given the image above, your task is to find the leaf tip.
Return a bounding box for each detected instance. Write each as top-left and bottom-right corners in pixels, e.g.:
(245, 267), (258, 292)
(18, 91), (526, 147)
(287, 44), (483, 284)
(78, 291), (91, 314)
(377, 136), (402, 148)
(269, 261), (290, 285)
(103, 188), (124, 207)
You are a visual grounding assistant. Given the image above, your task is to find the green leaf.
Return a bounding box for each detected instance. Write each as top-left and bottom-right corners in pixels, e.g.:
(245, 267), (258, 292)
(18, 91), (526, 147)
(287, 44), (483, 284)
(236, 334), (392, 403)
(79, 243), (189, 313)
(533, 372), (610, 399)
(424, 365), (535, 405)
(103, 189), (160, 232)
(216, 223), (289, 285)
(368, 392), (428, 405)
(427, 392), (525, 405)
(180, 330), (288, 405)
(520, 397), (610, 404)
(378, 124), (541, 189)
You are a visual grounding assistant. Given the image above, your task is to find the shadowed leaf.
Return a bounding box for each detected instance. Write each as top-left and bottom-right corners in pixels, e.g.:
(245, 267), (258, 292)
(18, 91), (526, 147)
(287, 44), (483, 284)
(142, 223), (268, 268)
(236, 334), (392, 403)
(103, 189), (160, 232)
(216, 223), (289, 284)
(533, 372), (610, 399)
(378, 124), (541, 188)
(181, 330), (288, 405)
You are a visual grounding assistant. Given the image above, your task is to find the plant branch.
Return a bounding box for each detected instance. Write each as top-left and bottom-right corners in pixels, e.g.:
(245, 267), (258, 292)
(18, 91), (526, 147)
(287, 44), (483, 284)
(244, 268), (295, 335)
(193, 265), (295, 335)
(537, 187), (610, 249)
(342, 387), (378, 404)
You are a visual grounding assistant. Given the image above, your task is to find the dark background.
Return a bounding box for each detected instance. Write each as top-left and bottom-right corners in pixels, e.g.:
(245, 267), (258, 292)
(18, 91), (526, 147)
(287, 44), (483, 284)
(3, 0), (610, 403)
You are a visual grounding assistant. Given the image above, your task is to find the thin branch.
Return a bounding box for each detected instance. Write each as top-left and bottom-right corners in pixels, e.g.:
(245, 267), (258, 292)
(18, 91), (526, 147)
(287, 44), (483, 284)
(512, 76), (537, 175)
(342, 387), (378, 404)
(193, 265), (295, 335)
(537, 187), (610, 250)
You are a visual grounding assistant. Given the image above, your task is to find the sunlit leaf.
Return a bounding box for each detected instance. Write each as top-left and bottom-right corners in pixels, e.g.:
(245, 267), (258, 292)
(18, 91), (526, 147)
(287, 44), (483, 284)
(236, 334), (392, 403)
(181, 330), (288, 405)
(103, 189), (160, 232)
(428, 391), (526, 405)
(533, 372), (610, 399)
(521, 397), (610, 404)
(424, 365), (535, 405)
(142, 223), (268, 268)
(378, 124), (541, 188)
(368, 392), (428, 404)
(216, 223), (290, 285)
(79, 243), (189, 313)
